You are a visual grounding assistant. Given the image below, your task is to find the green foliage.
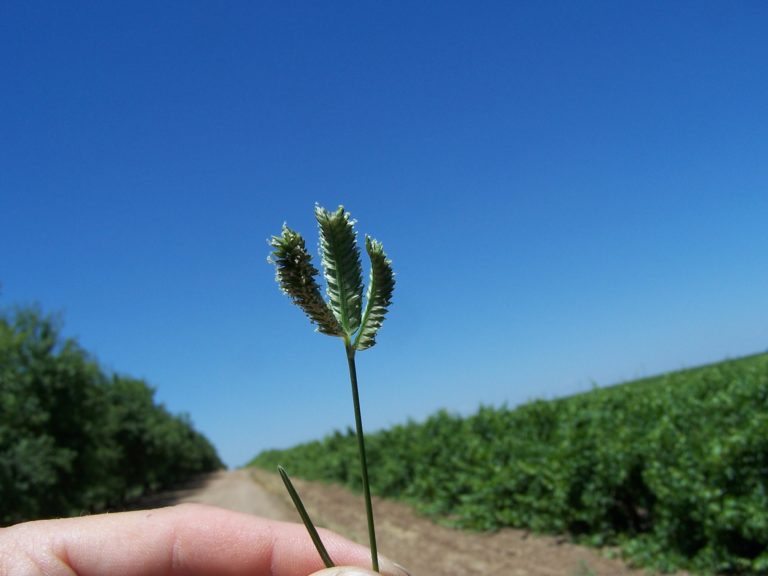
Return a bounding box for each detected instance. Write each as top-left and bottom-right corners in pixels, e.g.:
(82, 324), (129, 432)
(250, 354), (768, 575)
(0, 306), (223, 526)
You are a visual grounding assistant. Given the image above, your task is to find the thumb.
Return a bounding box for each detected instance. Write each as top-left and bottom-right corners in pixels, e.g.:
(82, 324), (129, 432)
(309, 564), (411, 576)
(308, 569), (379, 576)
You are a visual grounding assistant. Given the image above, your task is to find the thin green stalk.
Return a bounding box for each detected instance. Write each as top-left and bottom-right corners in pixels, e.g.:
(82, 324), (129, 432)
(277, 465), (335, 569)
(270, 206), (392, 574)
(345, 343), (379, 573)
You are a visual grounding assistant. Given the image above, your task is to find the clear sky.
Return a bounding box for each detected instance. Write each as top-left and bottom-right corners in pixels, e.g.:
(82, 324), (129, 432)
(2, 2), (766, 467)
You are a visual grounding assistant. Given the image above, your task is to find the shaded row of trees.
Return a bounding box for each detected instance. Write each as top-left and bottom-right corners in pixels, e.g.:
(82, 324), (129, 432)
(1, 306), (223, 526)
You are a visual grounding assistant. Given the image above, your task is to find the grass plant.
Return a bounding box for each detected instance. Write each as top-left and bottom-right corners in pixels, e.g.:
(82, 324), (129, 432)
(268, 205), (395, 572)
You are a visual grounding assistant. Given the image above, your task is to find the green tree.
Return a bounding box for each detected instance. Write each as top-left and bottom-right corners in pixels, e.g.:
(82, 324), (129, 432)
(0, 306), (223, 526)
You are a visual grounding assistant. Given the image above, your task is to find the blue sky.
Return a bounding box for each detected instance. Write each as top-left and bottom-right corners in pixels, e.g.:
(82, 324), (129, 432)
(2, 2), (766, 467)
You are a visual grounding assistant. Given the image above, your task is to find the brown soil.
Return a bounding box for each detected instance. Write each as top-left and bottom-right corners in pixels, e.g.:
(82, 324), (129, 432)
(142, 469), (295, 520)
(153, 469), (688, 576)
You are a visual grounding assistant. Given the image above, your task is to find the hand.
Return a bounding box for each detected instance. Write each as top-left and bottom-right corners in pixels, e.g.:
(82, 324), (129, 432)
(0, 503), (409, 576)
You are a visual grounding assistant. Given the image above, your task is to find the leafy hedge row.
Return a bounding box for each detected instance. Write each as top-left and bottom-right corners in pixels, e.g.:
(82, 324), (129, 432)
(1, 307), (223, 526)
(251, 353), (768, 574)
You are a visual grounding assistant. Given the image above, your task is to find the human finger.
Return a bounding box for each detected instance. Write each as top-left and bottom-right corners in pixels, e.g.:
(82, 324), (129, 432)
(308, 567), (379, 576)
(0, 503), (408, 576)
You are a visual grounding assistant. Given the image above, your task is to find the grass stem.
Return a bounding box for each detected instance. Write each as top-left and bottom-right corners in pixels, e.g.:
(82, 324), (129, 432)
(346, 344), (379, 573)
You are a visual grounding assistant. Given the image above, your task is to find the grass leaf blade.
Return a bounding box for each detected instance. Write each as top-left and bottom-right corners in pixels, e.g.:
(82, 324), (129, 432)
(277, 465), (335, 568)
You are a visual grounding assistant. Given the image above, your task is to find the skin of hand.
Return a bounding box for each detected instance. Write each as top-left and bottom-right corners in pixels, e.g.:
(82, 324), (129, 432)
(0, 503), (408, 576)
(309, 569), (382, 576)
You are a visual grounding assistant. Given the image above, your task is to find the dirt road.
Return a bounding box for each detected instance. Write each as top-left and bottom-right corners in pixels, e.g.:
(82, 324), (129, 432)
(153, 469), (294, 520)
(152, 468), (681, 576)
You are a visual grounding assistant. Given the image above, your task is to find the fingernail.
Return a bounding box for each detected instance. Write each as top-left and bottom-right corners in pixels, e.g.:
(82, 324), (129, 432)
(377, 557), (412, 576)
(323, 570), (376, 576)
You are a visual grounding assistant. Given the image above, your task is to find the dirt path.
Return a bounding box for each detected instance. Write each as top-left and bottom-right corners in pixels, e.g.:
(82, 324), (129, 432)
(163, 469), (295, 519)
(154, 468), (684, 576)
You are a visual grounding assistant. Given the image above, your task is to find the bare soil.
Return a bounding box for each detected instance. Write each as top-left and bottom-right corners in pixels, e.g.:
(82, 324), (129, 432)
(151, 469), (687, 576)
(141, 469), (295, 520)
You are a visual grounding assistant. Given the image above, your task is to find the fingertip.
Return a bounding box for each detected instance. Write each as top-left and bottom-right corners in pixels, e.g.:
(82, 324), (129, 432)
(380, 559), (412, 576)
(309, 558), (411, 576)
(392, 561), (413, 576)
(308, 568), (379, 576)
